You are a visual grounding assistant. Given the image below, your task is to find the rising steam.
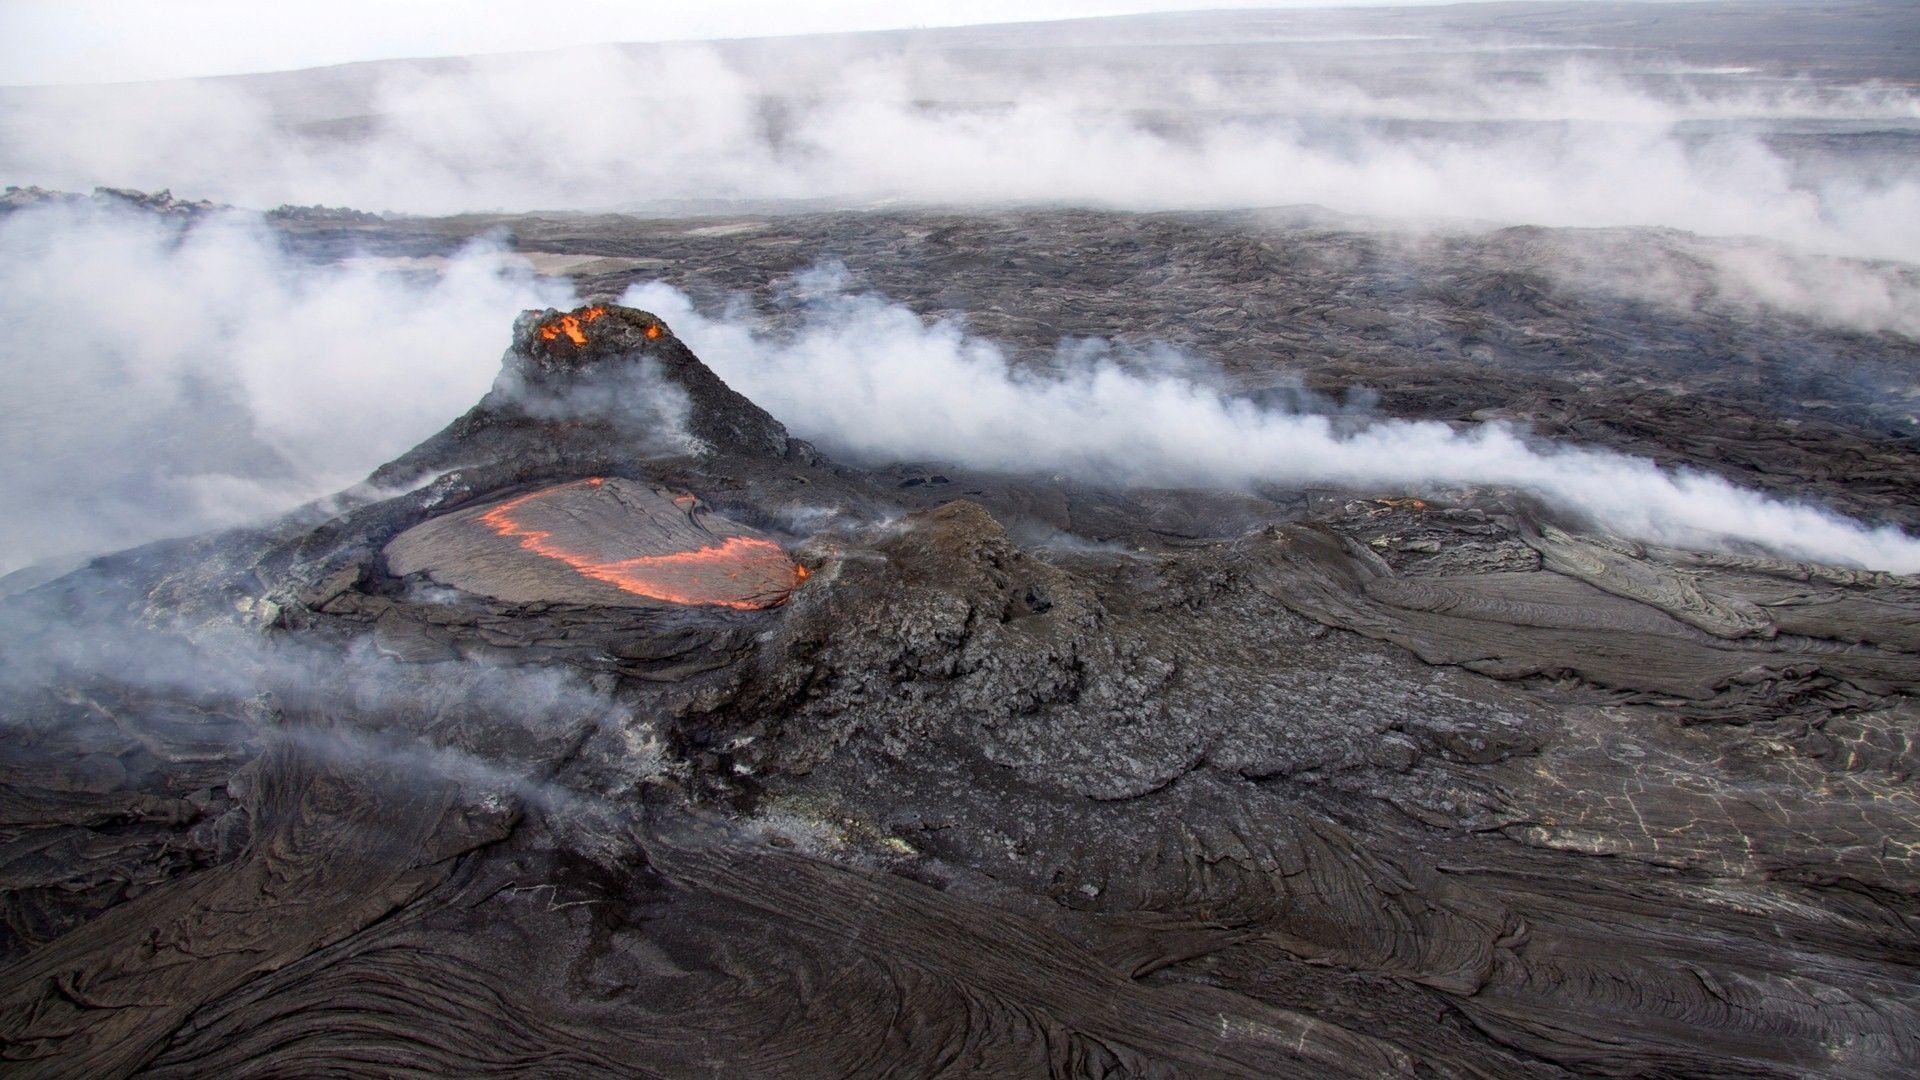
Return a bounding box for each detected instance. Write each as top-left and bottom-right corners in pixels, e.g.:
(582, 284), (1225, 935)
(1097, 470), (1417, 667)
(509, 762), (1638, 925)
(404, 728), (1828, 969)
(1, 38), (1917, 259)
(0, 199), (574, 574)
(624, 272), (1920, 573)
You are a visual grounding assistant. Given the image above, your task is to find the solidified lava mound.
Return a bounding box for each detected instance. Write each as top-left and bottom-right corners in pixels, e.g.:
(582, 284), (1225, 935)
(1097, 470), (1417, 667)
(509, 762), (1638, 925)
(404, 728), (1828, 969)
(368, 301), (803, 493)
(385, 477), (805, 609)
(2, 296), (1918, 1078)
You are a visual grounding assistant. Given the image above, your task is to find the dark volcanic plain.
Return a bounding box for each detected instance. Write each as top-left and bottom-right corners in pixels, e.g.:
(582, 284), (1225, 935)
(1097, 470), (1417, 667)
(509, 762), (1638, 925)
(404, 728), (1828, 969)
(4, 1), (1920, 1075)
(1, 197), (1917, 1077)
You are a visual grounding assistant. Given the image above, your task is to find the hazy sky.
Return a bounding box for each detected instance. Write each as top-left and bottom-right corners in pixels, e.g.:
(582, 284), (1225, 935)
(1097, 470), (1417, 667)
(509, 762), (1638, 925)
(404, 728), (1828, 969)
(6, 0), (1512, 86)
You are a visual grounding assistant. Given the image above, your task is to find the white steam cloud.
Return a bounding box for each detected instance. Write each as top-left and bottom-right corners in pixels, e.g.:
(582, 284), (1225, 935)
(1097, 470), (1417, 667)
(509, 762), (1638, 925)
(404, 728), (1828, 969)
(1532, 234), (1920, 341)
(1, 39), (1917, 260)
(0, 200), (575, 574)
(623, 272), (1920, 573)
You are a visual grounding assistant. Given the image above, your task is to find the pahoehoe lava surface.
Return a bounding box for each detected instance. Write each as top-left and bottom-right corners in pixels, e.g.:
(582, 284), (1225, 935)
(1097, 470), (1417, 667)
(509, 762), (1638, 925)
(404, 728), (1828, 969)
(3, 289), (1919, 1077)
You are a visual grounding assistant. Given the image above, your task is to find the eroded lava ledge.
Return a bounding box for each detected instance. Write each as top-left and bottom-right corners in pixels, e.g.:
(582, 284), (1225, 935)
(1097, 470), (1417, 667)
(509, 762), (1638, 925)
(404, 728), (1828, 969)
(2, 301), (1917, 1077)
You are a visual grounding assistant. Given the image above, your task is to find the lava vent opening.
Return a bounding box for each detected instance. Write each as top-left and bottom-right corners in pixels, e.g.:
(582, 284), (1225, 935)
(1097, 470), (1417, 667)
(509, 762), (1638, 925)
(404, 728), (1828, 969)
(385, 477), (806, 609)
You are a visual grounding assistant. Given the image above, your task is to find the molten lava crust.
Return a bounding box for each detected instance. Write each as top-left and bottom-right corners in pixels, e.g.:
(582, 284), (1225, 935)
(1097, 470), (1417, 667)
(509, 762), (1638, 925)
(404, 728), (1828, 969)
(384, 477), (804, 609)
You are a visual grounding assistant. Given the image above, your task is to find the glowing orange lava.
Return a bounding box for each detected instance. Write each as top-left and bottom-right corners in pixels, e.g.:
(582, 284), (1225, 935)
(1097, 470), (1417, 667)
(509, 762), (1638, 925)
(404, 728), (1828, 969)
(476, 479), (804, 609)
(538, 306), (608, 346)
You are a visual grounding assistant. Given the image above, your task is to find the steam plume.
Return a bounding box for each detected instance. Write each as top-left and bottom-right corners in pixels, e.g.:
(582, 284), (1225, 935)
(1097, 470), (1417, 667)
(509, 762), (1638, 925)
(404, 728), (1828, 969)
(623, 274), (1920, 573)
(0, 199), (574, 574)
(1, 40), (1916, 259)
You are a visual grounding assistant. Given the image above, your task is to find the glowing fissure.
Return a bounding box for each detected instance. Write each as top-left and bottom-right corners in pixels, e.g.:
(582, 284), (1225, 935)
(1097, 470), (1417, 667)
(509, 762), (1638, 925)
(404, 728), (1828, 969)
(477, 479), (805, 609)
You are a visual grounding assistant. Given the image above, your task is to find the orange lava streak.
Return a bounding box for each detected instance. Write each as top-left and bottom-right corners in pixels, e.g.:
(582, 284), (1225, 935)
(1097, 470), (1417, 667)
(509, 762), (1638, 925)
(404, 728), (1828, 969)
(538, 306), (608, 345)
(476, 480), (804, 609)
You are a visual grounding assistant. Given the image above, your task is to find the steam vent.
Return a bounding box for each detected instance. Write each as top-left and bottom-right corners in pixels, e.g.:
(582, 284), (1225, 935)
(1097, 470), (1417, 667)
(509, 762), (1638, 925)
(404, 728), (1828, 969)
(385, 477), (805, 609)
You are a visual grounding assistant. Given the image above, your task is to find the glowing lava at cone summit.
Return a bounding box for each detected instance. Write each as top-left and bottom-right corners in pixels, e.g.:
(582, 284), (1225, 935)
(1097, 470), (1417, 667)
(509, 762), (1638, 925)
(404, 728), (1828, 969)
(534, 306), (664, 347)
(537, 306), (607, 345)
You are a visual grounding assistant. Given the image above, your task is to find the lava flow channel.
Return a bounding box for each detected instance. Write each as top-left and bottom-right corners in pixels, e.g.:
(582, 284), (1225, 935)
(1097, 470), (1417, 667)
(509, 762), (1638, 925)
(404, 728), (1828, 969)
(477, 480), (806, 609)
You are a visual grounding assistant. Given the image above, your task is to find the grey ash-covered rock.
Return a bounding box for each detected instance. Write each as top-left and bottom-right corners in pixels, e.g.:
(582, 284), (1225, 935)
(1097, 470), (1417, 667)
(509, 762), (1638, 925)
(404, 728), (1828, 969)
(0, 185), (218, 217)
(1, 281), (1917, 1076)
